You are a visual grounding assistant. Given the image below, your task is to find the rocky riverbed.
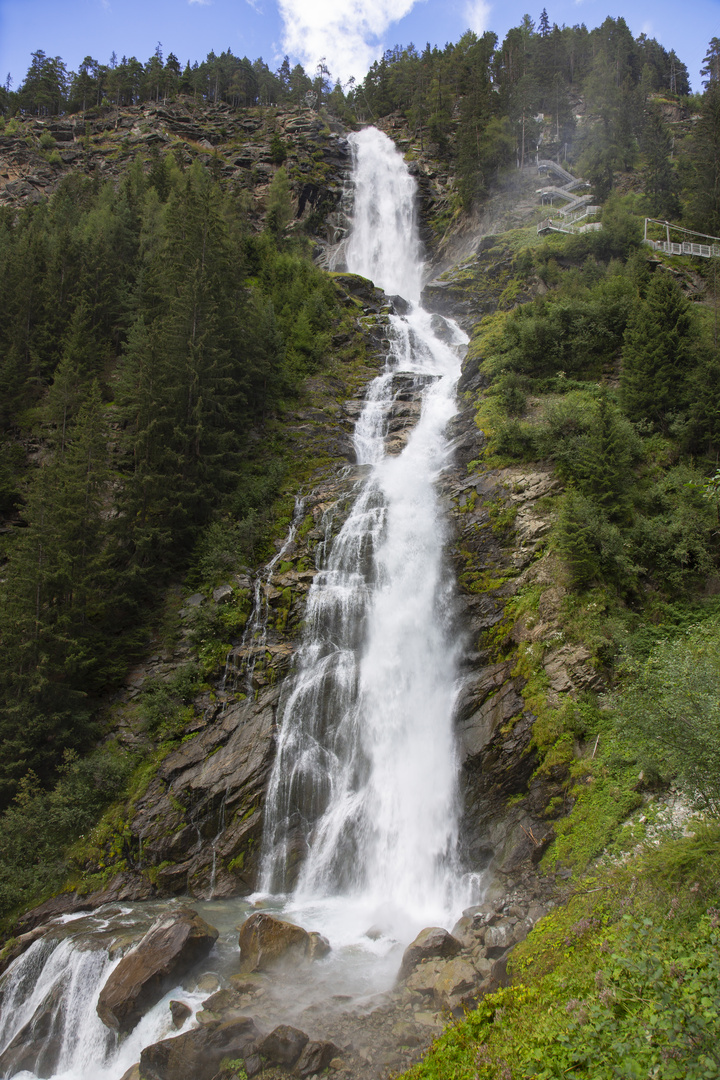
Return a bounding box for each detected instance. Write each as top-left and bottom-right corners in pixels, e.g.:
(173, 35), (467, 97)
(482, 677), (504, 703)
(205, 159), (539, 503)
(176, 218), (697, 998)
(0, 881), (565, 1080)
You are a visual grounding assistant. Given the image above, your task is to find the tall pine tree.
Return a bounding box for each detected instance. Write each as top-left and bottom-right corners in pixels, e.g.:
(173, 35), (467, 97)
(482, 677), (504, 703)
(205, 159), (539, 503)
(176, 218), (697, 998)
(621, 272), (696, 430)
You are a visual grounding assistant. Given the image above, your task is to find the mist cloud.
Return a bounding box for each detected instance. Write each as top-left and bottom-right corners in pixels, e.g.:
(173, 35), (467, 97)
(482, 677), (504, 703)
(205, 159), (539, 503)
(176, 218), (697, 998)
(464, 0), (491, 35)
(277, 0), (423, 82)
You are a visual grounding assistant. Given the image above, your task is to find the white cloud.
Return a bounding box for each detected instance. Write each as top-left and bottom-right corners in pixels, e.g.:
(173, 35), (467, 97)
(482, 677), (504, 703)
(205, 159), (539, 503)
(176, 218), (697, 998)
(245, 0), (263, 10)
(464, 0), (491, 35)
(188, 0), (212, 6)
(642, 20), (653, 36)
(277, 0), (424, 82)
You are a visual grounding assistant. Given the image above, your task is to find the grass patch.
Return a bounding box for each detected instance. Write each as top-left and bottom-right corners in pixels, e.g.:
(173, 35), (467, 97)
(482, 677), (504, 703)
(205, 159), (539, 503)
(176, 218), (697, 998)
(401, 826), (720, 1080)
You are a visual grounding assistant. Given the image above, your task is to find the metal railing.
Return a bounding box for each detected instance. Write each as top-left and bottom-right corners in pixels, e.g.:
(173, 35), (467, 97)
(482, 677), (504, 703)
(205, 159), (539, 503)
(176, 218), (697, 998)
(644, 239), (720, 259)
(537, 217), (602, 236)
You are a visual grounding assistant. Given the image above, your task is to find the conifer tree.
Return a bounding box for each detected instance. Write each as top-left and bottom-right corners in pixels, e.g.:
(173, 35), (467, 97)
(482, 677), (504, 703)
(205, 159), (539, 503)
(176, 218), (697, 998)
(641, 105), (680, 219)
(574, 390), (634, 520)
(621, 272), (696, 430)
(556, 488), (599, 590)
(0, 382), (111, 800)
(685, 77), (720, 236)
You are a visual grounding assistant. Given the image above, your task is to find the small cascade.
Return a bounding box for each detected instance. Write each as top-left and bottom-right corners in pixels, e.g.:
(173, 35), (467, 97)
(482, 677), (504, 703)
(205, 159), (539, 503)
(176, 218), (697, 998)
(221, 497), (306, 698)
(208, 795), (227, 897)
(0, 936), (117, 1077)
(0, 912), (208, 1080)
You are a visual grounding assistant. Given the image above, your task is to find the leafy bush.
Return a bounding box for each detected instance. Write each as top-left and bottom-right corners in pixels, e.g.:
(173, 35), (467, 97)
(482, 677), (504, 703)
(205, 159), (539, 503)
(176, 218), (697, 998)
(0, 747), (133, 921)
(614, 619), (720, 816)
(136, 665), (204, 738)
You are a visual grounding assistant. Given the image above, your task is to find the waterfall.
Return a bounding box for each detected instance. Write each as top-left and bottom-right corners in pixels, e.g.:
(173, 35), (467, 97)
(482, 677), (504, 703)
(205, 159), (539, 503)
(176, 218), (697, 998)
(260, 127), (474, 934)
(0, 912), (208, 1080)
(0, 127), (478, 1080)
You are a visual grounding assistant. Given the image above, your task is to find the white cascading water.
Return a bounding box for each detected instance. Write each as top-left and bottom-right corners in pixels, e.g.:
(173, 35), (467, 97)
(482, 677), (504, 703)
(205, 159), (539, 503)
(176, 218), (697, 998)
(0, 908), (209, 1080)
(260, 127), (476, 939)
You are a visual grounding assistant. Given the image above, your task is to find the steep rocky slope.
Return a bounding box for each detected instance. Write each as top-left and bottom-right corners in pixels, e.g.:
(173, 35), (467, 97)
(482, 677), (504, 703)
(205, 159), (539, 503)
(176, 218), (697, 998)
(1, 100), (613, 1080)
(1, 98), (591, 924)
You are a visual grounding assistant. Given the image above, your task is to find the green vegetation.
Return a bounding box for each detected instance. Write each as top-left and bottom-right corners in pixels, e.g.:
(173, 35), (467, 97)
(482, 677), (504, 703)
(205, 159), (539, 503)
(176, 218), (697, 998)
(352, 18), (689, 209)
(0, 154), (348, 811)
(0, 746), (133, 919)
(402, 829), (720, 1079)
(0, 120), (373, 921)
(0, 31), (720, 1080)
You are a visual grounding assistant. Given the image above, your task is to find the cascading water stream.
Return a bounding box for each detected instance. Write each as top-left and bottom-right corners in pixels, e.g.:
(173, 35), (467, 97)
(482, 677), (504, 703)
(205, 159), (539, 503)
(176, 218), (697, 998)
(0, 909), (209, 1080)
(260, 127), (478, 938)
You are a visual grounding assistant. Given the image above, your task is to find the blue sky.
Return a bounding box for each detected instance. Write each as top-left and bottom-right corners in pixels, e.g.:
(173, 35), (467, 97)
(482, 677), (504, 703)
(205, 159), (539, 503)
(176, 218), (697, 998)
(1, 0), (719, 94)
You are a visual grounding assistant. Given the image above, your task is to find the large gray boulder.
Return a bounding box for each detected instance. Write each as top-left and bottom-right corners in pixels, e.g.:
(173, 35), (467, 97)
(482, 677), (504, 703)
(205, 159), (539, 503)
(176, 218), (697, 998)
(97, 908), (218, 1034)
(259, 1024), (309, 1066)
(238, 912), (319, 973)
(397, 926), (462, 982)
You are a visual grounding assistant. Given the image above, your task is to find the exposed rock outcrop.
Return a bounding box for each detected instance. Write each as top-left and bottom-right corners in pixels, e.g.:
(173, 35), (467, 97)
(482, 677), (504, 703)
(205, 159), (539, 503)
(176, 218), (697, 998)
(397, 926), (462, 982)
(0, 103), (351, 250)
(129, 688), (278, 898)
(238, 912), (329, 973)
(96, 908), (219, 1034)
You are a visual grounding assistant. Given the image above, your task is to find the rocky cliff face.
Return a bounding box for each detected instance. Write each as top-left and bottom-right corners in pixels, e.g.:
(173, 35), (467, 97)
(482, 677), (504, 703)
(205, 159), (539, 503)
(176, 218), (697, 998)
(5, 101), (587, 929)
(0, 100), (351, 251)
(0, 119), (611, 1080)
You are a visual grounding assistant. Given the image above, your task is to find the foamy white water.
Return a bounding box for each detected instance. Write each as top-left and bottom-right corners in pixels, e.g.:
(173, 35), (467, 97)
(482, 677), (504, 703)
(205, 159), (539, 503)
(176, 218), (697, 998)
(0, 909), (208, 1080)
(260, 128), (477, 942)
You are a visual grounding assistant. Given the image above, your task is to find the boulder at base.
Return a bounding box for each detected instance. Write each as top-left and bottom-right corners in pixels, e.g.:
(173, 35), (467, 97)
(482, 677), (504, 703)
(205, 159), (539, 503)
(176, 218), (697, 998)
(238, 912), (328, 972)
(140, 1016), (260, 1080)
(397, 926), (462, 982)
(259, 1024), (309, 1066)
(97, 908), (219, 1034)
(296, 1039), (341, 1078)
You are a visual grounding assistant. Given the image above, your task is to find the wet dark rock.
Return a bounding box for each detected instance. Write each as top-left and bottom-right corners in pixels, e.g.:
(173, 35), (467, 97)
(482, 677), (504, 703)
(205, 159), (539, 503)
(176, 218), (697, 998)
(170, 999), (192, 1027)
(243, 1052), (263, 1077)
(96, 908), (218, 1034)
(259, 1023), (309, 1066)
(387, 293), (409, 314)
(140, 1016), (261, 1080)
(296, 1039), (341, 1077)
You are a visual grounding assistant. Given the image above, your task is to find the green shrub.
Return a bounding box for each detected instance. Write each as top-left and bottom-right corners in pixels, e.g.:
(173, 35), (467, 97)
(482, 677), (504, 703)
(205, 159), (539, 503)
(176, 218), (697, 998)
(614, 619), (720, 816)
(0, 747), (134, 921)
(137, 664), (204, 738)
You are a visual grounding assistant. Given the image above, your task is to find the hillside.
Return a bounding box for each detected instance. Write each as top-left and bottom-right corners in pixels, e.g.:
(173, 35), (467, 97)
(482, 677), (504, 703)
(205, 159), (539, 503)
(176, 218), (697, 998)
(0, 17), (720, 1080)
